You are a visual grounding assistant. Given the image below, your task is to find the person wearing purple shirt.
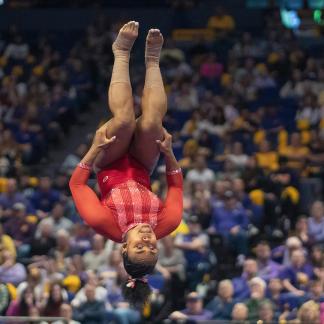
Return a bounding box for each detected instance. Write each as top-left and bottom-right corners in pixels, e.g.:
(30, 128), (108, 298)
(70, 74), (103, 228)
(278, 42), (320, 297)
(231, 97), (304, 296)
(169, 292), (213, 322)
(0, 250), (26, 286)
(280, 248), (314, 296)
(255, 241), (282, 282)
(307, 201), (324, 244)
(210, 190), (249, 257)
(232, 259), (258, 300)
(29, 176), (60, 213)
(0, 178), (34, 214)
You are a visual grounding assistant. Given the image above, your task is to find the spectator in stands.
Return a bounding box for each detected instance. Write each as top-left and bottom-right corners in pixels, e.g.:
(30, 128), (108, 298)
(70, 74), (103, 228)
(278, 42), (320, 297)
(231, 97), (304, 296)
(169, 292), (213, 321)
(205, 279), (236, 320)
(0, 178), (33, 213)
(255, 241), (281, 282)
(266, 278), (283, 316)
(29, 176), (60, 213)
(2, 202), (35, 258)
(232, 259), (258, 300)
(296, 300), (321, 324)
(272, 236), (303, 265)
(0, 280), (10, 315)
(53, 303), (80, 324)
(73, 284), (106, 324)
(0, 224), (16, 263)
(6, 286), (37, 316)
(0, 249), (26, 286)
(61, 143), (88, 173)
(226, 142), (249, 170)
(41, 283), (68, 317)
(279, 132), (310, 171)
(16, 266), (45, 304)
(255, 140), (279, 172)
(308, 201), (324, 244)
(207, 5), (235, 33)
(245, 277), (273, 321)
(280, 248), (314, 296)
(280, 69), (305, 98)
(186, 155), (215, 184)
(30, 222), (56, 257)
(293, 216), (311, 248)
(4, 34), (29, 60)
(258, 300), (275, 324)
(36, 202), (73, 237)
(82, 234), (108, 271)
(231, 303), (248, 323)
(210, 190), (249, 261)
(157, 236), (186, 308)
(71, 271), (107, 308)
(175, 215), (210, 290)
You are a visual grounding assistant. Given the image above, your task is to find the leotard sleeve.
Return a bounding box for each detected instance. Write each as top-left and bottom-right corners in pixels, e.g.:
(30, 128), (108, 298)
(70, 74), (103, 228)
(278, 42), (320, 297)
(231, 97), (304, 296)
(69, 166), (122, 242)
(154, 170), (183, 239)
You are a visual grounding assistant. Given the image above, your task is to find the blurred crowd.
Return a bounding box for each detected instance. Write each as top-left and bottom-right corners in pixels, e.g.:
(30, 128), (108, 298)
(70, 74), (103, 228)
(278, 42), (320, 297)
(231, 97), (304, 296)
(0, 6), (323, 324)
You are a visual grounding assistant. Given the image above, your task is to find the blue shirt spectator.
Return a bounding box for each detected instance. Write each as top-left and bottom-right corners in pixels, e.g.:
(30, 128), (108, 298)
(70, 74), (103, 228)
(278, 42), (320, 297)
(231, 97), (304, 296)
(308, 201), (324, 243)
(206, 279), (236, 320)
(29, 176), (60, 212)
(280, 249), (315, 295)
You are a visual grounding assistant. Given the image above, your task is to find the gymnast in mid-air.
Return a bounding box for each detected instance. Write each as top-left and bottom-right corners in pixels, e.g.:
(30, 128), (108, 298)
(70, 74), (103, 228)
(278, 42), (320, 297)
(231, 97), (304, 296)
(69, 21), (183, 306)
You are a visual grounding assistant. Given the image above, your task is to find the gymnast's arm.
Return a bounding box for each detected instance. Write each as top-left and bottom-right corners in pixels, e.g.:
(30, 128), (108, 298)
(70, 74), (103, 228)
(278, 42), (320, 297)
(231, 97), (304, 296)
(69, 133), (121, 242)
(155, 131), (183, 239)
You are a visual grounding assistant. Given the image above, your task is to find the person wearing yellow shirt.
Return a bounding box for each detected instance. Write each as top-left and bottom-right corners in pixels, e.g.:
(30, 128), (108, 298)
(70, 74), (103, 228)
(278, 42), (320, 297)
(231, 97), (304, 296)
(279, 132), (310, 171)
(255, 140), (279, 172)
(207, 6), (235, 33)
(0, 224), (16, 264)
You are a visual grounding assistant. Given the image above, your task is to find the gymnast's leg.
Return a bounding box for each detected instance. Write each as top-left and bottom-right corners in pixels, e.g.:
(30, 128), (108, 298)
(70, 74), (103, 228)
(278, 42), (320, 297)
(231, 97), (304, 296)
(94, 21), (138, 170)
(129, 29), (166, 172)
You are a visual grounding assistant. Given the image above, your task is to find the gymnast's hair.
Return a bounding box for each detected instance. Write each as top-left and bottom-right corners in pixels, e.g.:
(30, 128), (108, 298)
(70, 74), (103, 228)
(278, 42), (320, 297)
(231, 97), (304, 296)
(121, 252), (156, 308)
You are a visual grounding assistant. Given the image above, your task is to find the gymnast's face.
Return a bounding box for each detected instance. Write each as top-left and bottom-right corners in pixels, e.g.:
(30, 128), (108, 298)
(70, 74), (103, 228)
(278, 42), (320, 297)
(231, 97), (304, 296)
(122, 224), (158, 263)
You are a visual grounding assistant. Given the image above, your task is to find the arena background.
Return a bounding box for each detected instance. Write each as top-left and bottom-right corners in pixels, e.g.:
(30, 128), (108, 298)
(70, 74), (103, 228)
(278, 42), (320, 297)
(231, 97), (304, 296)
(0, 0), (323, 323)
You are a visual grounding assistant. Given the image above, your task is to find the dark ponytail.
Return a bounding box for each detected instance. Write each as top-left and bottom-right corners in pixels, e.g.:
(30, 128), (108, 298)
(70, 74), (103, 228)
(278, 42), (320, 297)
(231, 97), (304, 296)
(122, 252), (156, 308)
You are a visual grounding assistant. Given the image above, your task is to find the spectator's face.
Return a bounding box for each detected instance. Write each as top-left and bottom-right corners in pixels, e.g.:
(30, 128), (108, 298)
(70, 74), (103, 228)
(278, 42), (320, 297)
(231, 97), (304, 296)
(268, 279), (282, 293)
(92, 234), (104, 250)
(255, 243), (271, 261)
(41, 223), (53, 237)
(51, 284), (62, 302)
(52, 204), (64, 220)
(291, 133), (301, 147)
(310, 281), (323, 297)
(250, 283), (265, 300)
(60, 304), (72, 319)
(232, 304), (248, 321)
(259, 141), (270, 153)
(218, 282), (233, 300)
(186, 295), (203, 314)
(291, 250), (305, 267)
(195, 156), (206, 170)
(311, 201), (324, 220)
(224, 196), (237, 210)
(243, 260), (258, 276)
(311, 246), (323, 264)
(296, 217), (308, 232)
(232, 179), (244, 193)
(7, 179), (17, 194)
(85, 285), (96, 301)
(232, 142), (243, 155)
(188, 222), (202, 234)
(39, 177), (52, 191)
(259, 303), (274, 322)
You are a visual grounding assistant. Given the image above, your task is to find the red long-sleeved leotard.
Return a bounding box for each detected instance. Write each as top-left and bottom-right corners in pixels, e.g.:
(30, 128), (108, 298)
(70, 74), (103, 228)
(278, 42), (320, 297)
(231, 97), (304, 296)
(69, 162), (183, 243)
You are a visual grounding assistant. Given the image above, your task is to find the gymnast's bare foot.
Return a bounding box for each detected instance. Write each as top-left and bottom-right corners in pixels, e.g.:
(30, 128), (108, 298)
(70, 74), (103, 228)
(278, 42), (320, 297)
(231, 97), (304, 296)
(145, 28), (164, 66)
(112, 20), (139, 55)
